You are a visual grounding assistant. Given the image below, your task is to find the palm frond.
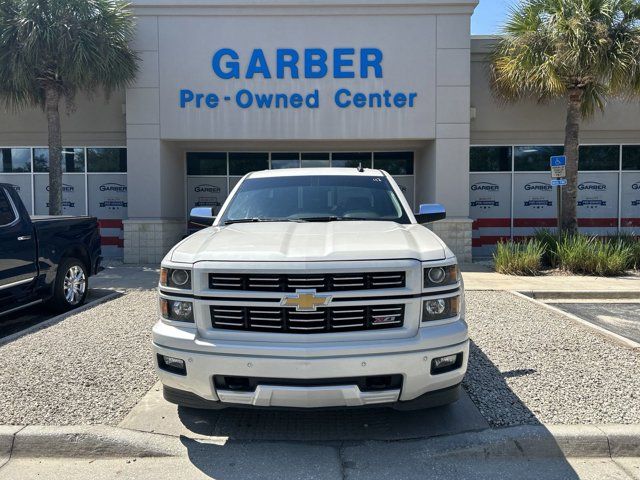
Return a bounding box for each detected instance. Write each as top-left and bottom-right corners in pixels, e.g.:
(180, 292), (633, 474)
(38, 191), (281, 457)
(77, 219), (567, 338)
(490, 0), (640, 118)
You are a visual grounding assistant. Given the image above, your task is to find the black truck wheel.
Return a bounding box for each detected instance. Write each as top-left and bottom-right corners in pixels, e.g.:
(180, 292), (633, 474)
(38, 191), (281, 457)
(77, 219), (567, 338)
(48, 258), (89, 312)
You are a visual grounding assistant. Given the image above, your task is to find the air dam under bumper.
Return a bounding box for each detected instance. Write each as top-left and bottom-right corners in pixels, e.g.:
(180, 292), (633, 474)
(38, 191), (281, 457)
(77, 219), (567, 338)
(153, 337), (469, 410)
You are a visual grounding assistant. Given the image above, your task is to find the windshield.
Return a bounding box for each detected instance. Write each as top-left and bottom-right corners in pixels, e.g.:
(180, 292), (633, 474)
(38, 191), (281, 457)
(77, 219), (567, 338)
(219, 175), (410, 224)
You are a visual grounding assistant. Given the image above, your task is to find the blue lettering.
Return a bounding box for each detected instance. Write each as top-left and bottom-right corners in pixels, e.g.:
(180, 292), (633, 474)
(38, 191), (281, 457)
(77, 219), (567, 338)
(306, 90), (319, 108)
(274, 93), (288, 108)
(352, 93), (367, 108)
(246, 49), (272, 79)
(335, 88), (351, 108)
(334, 48), (355, 79)
(277, 49), (299, 79)
(236, 89), (253, 108)
(179, 89), (194, 108)
(205, 93), (219, 108)
(304, 49), (328, 78)
(360, 48), (383, 78)
(290, 93), (303, 108)
(212, 48), (239, 79)
(255, 93), (274, 108)
(393, 92), (406, 108)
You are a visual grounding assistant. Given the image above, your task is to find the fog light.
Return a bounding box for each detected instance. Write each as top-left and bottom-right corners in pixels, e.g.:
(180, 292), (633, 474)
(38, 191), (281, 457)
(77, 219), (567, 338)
(431, 353), (462, 375)
(425, 299), (446, 315)
(157, 354), (187, 375)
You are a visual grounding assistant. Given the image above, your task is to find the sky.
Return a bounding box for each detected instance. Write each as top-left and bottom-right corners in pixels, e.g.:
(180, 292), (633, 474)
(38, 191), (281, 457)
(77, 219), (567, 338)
(471, 0), (512, 35)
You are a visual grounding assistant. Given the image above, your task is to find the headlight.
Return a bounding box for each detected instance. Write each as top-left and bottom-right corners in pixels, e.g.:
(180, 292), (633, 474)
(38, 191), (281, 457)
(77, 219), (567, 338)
(160, 298), (194, 323)
(160, 267), (192, 289)
(422, 296), (460, 322)
(424, 264), (459, 288)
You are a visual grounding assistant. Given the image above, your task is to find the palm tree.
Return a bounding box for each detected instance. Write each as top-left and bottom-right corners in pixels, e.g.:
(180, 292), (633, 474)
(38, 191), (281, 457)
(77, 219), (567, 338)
(490, 0), (640, 233)
(0, 0), (138, 215)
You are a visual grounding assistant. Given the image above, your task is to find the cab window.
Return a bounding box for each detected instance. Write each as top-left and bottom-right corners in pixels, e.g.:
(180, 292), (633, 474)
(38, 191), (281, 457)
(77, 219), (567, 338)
(0, 189), (17, 226)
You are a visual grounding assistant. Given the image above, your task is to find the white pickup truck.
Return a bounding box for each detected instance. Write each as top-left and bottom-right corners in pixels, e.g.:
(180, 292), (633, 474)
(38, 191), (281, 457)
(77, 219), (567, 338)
(155, 168), (468, 410)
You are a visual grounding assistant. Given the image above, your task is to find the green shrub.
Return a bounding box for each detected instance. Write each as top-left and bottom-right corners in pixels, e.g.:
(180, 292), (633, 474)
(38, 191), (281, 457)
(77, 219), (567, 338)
(493, 239), (544, 275)
(533, 229), (560, 268)
(610, 232), (640, 270)
(556, 234), (633, 276)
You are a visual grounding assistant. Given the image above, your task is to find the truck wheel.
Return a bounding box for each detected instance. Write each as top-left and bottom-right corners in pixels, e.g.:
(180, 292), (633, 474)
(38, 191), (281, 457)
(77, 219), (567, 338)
(48, 258), (89, 312)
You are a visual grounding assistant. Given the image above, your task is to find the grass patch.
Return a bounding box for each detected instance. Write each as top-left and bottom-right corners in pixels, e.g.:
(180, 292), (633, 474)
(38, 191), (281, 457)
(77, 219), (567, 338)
(494, 239), (544, 275)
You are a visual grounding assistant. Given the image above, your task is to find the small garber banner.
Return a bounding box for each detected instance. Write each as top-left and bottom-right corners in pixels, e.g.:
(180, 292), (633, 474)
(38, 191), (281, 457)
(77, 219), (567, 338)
(179, 48), (418, 111)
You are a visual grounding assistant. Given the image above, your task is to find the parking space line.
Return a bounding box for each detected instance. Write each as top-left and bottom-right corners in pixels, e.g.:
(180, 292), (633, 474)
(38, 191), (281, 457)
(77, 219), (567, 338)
(510, 291), (640, 350)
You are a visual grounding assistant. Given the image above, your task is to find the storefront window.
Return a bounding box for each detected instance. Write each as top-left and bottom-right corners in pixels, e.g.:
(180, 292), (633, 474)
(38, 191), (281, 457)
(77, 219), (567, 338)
(374, 152), (414, 175)
(514, 146), (562, 171)
(0, 148), (31, 173)
(271, 152), (300, 169)
(470, 146), (511, 172)
(186, 152), (226, 175)
(228, 152), (269, 175)
(87, 148), (127, 172)
(579, 145), (619, 171)
(622, 145), (640, 170)
(301, 153), (329, 168)
(331, 152), (372, 168)
(33, 147), (85, 173)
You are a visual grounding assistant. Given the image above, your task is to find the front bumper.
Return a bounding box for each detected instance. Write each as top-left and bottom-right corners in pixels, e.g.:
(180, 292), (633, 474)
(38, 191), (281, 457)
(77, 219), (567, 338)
(153, 322), (469, 409)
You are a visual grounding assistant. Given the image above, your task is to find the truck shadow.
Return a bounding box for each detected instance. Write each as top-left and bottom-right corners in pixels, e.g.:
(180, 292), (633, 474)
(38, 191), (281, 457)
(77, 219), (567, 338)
(174, 340), (580, 479)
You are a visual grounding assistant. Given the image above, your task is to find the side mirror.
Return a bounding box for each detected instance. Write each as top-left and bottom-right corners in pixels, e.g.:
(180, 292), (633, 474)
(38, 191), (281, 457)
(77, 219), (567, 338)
(414, 204), (446, 224)
(189, 207), (216, 228)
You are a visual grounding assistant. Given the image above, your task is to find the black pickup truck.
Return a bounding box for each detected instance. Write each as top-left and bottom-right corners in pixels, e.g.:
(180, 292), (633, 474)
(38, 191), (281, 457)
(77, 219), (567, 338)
(0, 183), (102, 316)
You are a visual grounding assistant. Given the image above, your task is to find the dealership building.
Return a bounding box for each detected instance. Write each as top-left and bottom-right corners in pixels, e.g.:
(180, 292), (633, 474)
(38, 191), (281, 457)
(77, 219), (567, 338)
(1, 0), (639, 263)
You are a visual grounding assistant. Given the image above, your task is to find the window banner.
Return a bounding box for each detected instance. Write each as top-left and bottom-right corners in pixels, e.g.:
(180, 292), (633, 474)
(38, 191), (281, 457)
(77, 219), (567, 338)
(88, 174), (127, 258)
(0, 174), (32, 213)
(34, 174), (86, 216)
(186, 177), (228, 215)
(621, 173), (640, 231)
(513, 173), (557, 238)
(392, 176), (415, 210)
(88, 174), (128, 219)
(576, 172), (619, 236)
(469, 173), (511, 257)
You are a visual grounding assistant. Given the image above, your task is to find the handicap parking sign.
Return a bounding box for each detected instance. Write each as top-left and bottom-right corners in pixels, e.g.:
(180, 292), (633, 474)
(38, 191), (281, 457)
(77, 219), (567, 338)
(550, 155), (566, 167)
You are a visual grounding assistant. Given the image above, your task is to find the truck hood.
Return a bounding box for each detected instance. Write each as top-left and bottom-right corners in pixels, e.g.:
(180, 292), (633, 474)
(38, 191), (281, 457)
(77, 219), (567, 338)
(170, 221), (450, 263)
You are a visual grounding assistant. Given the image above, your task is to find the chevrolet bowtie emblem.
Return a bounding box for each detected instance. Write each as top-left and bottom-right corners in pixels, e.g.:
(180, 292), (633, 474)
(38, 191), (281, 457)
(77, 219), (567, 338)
(281, 289), (332, 312)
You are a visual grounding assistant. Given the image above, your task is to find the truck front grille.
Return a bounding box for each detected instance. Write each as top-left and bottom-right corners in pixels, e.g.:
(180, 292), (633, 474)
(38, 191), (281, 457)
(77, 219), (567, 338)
(208, 272), (405, 292)
(210, 304), (405, 333)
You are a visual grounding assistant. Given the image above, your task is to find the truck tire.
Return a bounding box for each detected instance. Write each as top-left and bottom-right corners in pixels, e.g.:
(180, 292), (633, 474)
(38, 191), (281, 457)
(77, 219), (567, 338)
(48, 258), (89, 313)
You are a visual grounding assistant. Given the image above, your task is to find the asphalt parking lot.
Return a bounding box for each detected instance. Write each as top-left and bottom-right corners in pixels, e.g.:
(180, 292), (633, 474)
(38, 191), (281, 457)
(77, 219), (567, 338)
(551, 302), (640, 344)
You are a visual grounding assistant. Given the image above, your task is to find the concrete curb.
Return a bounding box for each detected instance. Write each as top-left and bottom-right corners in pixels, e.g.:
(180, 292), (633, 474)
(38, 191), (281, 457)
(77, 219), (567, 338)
(9, 425), (181, 459)
(1, 424), (639, 460)
(520, 291), (640, 300)
(512, 291), (640, 350)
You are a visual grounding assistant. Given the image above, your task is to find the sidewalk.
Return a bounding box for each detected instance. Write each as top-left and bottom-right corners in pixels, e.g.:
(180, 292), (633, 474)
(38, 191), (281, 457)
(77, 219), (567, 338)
(461, 264), (640, 292)
(1, 424), (639, 480)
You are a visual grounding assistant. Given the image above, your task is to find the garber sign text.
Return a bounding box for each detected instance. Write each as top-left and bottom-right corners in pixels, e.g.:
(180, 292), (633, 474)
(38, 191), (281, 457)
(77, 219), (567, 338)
(179, 48), (418, 111)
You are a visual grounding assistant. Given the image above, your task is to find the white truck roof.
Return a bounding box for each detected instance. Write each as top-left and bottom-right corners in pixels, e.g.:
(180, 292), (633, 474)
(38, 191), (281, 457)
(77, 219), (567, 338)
(248, 167), (385, 178)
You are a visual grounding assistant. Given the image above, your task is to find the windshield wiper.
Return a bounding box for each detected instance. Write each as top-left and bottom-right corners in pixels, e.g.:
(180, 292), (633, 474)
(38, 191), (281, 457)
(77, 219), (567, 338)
(224, 218), (302, 225)
(294, 216), (374, 222)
